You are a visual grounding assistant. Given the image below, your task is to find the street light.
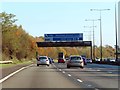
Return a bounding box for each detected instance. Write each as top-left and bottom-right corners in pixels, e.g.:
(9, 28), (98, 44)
(115, 3), (118, 61)
(84, 25), (96, 60)
(90, 9), (110, 61)
(85, 19), (98, 61)
(83, 26), (92, 41)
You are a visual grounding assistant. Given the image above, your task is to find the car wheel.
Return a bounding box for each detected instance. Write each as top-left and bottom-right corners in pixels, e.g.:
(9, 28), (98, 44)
(47, 65), (49, 66)
(37, 64), (39, 66)
(80, 66), (84, 69)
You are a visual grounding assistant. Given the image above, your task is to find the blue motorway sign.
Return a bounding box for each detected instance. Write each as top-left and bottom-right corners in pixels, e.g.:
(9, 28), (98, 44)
(44, 33), (83, 42)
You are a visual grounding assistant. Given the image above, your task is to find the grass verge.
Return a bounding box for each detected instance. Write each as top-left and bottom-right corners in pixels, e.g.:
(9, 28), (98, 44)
(0, 59), (35, 68)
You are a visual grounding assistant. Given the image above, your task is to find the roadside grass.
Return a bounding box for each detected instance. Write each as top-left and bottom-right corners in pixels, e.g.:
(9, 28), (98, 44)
(0, 59), (36, 68)
(0, 64), (15, 68)
(0, 59), (58, 68)
(54, 59), (58, 63)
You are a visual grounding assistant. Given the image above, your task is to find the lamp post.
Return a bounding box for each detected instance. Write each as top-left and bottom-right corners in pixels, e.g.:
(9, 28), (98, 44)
(115, 3), (118, 62)
(84, 26), (93, 60)
(83, 30), (92, 41)
(90, 9), (110, 61)
(85, 19), (98, 61)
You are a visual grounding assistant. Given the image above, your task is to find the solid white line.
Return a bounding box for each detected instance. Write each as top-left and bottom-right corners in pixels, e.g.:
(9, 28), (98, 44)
(77, 79), (83, 82)
(68, 74), (71, 77)
(53, 64), (56, 68)
(0, 64), (32, 83)
(97, 70), (101, 71)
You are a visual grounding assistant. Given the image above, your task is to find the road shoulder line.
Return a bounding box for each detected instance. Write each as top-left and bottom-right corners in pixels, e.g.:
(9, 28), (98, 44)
(0, 64), (32, 83)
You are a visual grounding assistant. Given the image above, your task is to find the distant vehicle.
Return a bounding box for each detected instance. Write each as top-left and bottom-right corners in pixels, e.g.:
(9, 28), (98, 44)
(51, 58), (54, 63)
(58, 58), (65, 63)
(58, 52), (64, 59)
(82, 57), (87, 65)
(37, 56), (50, 66)
(86, 58), (92, 64)
(48, 57), (54, 64)
(95, 58), (101, 62)
(109, 58), (116, 62)
(67, 55), (84, 69)
(58, 52), (65, 63)
(65, 58), (69, 61)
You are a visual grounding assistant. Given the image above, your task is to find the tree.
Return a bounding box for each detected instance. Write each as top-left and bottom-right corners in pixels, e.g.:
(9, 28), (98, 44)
(0, 12), (17, 32)
(2, 12), (37, 60)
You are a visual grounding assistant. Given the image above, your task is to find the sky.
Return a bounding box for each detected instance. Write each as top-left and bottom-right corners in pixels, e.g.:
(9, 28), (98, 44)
(0, 0), (120, 47)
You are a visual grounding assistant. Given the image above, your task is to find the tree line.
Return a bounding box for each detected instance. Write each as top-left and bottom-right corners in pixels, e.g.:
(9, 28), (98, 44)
(1, 12), (37, 61)
(0, 12), (115, 61)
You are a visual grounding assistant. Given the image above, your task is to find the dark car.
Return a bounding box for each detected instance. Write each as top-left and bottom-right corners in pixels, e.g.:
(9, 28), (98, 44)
(48, 57), (54, 64)
(82, 57), (87, 65)
(86, 58), (92, 64)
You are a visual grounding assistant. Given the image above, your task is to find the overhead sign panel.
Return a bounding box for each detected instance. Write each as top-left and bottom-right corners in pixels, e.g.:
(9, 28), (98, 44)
(36, 41), (91, 47)
(44, 33), (83, 42)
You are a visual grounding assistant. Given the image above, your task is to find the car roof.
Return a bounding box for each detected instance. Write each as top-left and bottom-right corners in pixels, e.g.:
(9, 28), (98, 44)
(39, 56), (48, 57)
(70, 55), (81, 57)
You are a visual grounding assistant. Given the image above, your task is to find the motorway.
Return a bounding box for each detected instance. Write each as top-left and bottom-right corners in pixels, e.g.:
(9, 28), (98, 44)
(1, 62), (120, 89)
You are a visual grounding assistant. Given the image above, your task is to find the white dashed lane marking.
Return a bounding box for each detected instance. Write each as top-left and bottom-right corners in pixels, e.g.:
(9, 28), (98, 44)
(53, 64), (57, 67)
(62, 71), (65, 73)
(96, 70), (101, 71)
(77, 79), (83, 83)
(68, 74), (71, 77)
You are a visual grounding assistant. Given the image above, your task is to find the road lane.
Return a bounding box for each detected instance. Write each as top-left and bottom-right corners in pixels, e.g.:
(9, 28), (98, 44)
(1, 62), (120, 89)
(54, 63), (119, 88)
(2, 64), (81, 88)
(1, 64), (32, 79)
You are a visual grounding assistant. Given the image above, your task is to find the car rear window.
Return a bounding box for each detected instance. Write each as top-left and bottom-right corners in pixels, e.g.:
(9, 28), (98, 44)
(70, 56), (81, 60)
(39, 57), (47, 60)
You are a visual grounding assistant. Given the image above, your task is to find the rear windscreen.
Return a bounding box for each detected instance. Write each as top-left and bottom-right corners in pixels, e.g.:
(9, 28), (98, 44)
(70, 57), (81, 60)
(39, 57), (47, 60)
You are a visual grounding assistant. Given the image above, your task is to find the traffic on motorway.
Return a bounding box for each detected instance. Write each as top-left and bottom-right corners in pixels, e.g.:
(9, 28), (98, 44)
(2, 56), (119, 89)
(36, 51), (120, 68)
(1, 2), (120, 89)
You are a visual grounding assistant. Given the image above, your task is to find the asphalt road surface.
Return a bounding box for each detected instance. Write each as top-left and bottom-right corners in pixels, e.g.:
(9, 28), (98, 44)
(1, 62), (120, 89)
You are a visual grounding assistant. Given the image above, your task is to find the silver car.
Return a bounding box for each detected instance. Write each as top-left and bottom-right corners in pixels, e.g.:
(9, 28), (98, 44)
(86, 58), (92, 64)
(67, 55), (84, 69)
(37, 56), (50, 66)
